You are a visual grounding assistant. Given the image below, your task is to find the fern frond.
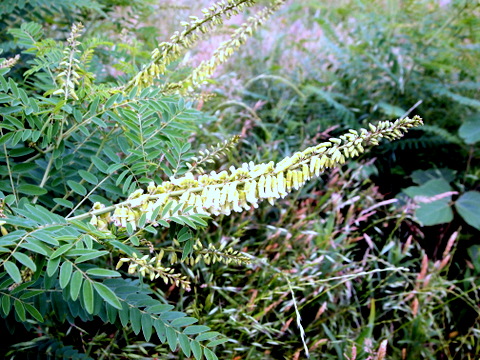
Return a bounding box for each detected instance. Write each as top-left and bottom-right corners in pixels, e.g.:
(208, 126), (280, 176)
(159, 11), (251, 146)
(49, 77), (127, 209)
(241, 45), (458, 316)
(421, 124), (463, 146)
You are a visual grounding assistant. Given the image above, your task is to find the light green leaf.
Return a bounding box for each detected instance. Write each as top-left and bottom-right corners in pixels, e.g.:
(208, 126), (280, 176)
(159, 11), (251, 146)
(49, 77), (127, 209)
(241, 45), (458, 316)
(184, 325), (211, 335)
(196, 332), (221, 342)
(83, 280), (94, 314)
(51, 243), (75, 259)
(141, 313), (153, 341)
(166, 327), (177, 352)
(206, 338), (229, 347)
(12, 252), (36, 272)
(204, 348), (218, 360)
(191, 340), (203, 360)
(75, 250), (109, 263)
(147, 304), (175, 314)
(92, 156), (109, 173)
(4, 261), (21, 283)
(130, 307), (142, 335)
(178, 333), (191, 357)
(171, 317), (198, 327)
(78, 170), (98, 185)
(416, 200), (453, 226)
(70, 271), (83, 301)
(17, 185), (47, 196)
(67, 180), (87, 196)
(85, 269), (121, 277)
(53, 198), (74, 208)
(92, 282), (122, 310)
(59, 261), (73, 289)
(455, 191), (480, 230)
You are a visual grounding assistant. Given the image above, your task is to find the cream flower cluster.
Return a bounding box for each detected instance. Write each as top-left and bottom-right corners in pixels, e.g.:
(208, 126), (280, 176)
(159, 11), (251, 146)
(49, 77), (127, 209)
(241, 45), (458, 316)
(124, 0), (256, 91)
(89, 116), (423, 229)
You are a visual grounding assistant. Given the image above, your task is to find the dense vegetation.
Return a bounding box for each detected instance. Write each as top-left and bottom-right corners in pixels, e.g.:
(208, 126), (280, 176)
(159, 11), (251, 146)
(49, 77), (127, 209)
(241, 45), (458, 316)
(0, 0), (479, 359)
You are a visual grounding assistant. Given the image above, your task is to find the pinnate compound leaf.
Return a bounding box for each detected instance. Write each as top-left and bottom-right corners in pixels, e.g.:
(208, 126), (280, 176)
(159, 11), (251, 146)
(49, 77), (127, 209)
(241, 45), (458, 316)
(455, 191), (480, 230)
(92, 282), (122, 310)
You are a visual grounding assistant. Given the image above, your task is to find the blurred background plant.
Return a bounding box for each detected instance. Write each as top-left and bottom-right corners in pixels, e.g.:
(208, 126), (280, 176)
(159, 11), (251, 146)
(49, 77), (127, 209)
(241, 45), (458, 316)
(0, 0), (479, 359)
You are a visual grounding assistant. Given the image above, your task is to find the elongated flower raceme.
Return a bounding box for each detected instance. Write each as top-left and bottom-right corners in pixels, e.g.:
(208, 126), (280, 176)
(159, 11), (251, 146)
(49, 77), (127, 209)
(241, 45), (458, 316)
(123, 0), (257, 91)
(76, 116), (423, 229)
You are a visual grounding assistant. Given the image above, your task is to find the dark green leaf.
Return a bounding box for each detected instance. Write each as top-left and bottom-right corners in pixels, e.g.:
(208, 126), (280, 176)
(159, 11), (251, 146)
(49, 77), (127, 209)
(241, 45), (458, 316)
(14, 300), (26, 321)
(24, 303), (44, 322)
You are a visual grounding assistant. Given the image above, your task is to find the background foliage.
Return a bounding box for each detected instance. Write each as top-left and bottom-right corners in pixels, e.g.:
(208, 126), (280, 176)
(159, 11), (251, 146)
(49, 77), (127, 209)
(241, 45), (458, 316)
(0, 0), (479, 359)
